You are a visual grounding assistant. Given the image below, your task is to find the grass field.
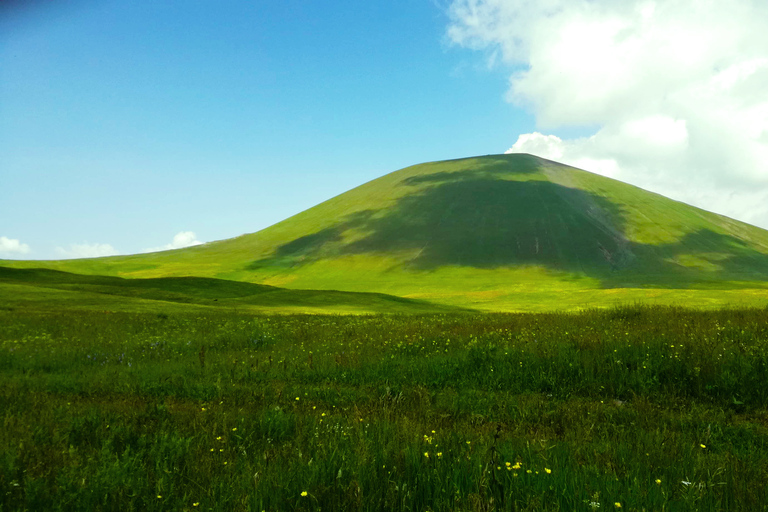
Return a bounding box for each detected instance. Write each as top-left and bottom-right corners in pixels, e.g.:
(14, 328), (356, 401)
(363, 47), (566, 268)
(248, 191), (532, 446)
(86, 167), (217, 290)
(3, 264), (767, 315)
(2, 305), (767, 511)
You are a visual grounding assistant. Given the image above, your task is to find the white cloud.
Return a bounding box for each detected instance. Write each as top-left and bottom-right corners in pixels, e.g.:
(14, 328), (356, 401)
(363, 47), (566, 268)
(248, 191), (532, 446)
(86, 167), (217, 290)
(55, 243), (120, 259)
(507, 132), (621, 178)
(0, 236), (31, 256)
(143, 231), (203, 253)
(448, 0), (768, 229)
(170, 231), (202, 249)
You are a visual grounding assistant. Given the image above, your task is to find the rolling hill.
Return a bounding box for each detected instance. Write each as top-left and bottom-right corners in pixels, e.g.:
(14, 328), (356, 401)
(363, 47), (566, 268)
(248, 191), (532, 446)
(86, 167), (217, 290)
(5, 154), (768, 311)
(0, 266), (467, 315)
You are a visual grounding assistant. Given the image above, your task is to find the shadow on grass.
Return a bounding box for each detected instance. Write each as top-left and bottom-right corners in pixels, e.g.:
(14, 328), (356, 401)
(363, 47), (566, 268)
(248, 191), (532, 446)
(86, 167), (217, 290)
(0, 266), (469, 313)
(248, 159), (768, 288)
(249, 168), (633, 275)
(602, 229), (768, 288)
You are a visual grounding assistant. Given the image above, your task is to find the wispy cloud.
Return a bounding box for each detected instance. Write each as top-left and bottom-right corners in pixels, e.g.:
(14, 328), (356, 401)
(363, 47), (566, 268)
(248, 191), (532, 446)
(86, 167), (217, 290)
(143, 231), (203, 253)
(0, 236), (31, 257)
(55, 243), (120, 259)
(448, 0), (768, 229)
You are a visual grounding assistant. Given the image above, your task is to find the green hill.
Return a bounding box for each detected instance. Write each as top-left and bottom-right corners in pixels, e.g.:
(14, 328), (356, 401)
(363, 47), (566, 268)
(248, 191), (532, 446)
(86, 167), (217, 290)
(5, 154), (768, 311)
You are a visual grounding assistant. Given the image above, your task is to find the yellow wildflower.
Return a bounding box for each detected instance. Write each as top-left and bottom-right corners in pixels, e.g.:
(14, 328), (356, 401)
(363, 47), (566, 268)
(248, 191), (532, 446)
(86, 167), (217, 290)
(301, 491), (308, 497)
(545, 468), (552, 474)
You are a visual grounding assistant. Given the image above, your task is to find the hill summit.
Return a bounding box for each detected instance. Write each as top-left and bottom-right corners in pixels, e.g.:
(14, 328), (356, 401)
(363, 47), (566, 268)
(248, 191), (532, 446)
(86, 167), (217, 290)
(6, 154), (768, 310)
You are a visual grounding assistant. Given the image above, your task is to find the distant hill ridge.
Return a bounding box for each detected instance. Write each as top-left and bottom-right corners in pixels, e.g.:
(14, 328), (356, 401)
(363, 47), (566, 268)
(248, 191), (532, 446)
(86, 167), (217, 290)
(5, 154), (768, 311)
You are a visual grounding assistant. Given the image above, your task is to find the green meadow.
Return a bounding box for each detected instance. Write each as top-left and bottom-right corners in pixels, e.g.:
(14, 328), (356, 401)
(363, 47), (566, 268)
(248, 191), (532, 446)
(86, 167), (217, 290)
(2, 305), (768, 511)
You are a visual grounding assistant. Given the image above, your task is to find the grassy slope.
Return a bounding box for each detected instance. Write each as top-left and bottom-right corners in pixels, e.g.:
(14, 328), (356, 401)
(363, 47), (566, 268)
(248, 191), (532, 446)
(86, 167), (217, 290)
(4, 154), (768, 311)
(0, 267), (468, 315)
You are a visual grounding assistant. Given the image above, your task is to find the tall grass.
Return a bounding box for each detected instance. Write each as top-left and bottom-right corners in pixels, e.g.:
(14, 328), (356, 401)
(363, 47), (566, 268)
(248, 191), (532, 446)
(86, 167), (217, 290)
(1, 305), (767, 510)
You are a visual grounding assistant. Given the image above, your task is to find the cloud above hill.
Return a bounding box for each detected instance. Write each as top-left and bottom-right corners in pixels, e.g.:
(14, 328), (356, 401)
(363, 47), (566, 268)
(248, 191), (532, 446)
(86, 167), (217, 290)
(143, 231), (203, 253)
(0, 236), (31, 256)
(447, 0), (768, 228)
(55, 243), (120, 259)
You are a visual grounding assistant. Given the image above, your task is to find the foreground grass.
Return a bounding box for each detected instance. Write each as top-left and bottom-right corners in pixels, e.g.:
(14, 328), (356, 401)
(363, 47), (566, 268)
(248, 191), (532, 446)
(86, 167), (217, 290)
(1, 306), (768, 510)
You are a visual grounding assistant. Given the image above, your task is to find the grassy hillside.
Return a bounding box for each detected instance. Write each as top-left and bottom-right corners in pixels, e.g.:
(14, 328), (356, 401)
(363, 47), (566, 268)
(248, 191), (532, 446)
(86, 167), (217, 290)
(4, 154), (768, 310)
(0, 267), (467, 315)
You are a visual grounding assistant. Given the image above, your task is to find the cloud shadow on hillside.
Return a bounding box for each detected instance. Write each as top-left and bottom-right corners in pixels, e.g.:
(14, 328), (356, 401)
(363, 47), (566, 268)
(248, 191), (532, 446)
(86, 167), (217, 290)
(247, 167), (768, 287)
(600, 228), (768, 287)
(248, 168), (633, 275)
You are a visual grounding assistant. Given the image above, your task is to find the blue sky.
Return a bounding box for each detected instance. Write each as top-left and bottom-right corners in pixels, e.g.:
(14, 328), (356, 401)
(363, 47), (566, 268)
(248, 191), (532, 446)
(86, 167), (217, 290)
(1, 0), (531, 259)
(3, 0), (768, 259)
